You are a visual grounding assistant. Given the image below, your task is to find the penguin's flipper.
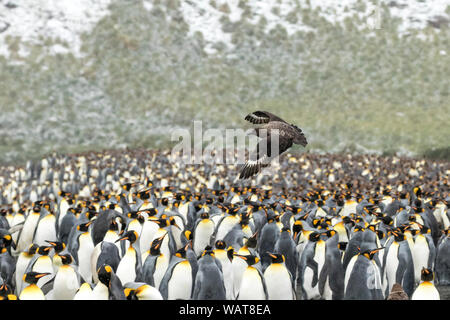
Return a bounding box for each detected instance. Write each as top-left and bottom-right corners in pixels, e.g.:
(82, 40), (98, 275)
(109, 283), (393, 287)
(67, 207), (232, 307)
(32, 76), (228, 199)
(41, 275), (56, 295)
(306, 257), (319, 288)
(426, 236), (437, 268)
(318, 260), (329, 296)
(192, 273), (201, 300)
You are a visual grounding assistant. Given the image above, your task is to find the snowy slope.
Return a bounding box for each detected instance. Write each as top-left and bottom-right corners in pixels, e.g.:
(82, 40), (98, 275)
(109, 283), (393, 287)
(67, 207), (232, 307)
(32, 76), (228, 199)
(0, 0), (449, 59)
(0, 0), (112, 58)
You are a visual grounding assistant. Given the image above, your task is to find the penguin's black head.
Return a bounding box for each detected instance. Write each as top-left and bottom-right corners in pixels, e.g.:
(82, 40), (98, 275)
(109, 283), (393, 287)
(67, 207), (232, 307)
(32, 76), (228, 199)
(147, 208), (158, 217)
(127, 211), (138, 219)
(175, 246), (187, 259)
(36, 245), (52, 256)
(150, 232), (167, 255)
(161, 198), (169, 206)
(361, 247), (384, 260)
(292, 220), (303, 240)
(325, 229), (337, 238)
(0, 233), (14, 249)
(77, 221), (92, 232)
(391, 230), (406, 242)
(200, 212), (209, 220)
(59, 254), (74, 265)
(227, 246), (234, 262)
(420, 268), (434, 282)
(215, 240), (226, 250)
(353, 225), (365, 233)
(246, 232), (258, 249)
(116, 230), (138, 244)
(45, 240), (65, 253)
(201, 247), (215, 258)
(235, 254), (259, 266)
(267, 252), (284, 264)
(0, 282), (12, 296)
(168, 216), (181, 230)
(417, 223), (430, 234)
(26, 243), (39, 256)
(308, 232), (321, 242)
(97, 265), (112, 286)
(124, 288), (138, 300)
(23, 272), (51, 285)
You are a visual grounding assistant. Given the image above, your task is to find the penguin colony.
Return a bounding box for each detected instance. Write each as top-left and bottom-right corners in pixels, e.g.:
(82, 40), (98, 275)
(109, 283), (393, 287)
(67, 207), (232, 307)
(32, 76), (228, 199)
(0, 149), (449, 300)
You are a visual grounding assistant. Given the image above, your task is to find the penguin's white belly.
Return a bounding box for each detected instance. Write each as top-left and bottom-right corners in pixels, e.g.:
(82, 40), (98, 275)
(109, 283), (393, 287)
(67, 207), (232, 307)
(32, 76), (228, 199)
(92, 282), (109, 300)
(139, 221), (159, 254)
(15, 255), (33, 294)
(73, 283), (93, 300)
(58, 200), (70, 227)
(17, 213), (40, 252)
(137, 286), (163, 300)
(413, 236), (430, 283)
(411, 282), (440, 300)
(168, 261), (192, 300)
(385, 243), (399, 291)
(238, 267), (265, 300)
(52, 265), (80, 300)
(216, 217), (239, 241)
(19, 284), (45, 300)
(171, 226), (183, 251)
(34, 215), (57, 245)
(344, 255), (358, 294)
(365, 260), (384, 298)
(341, 202), (357, 217)
(217, 253), (234, 300)
(78, 233), (95, 283)
(154, 255), (169, 289)
(116, 248), (137, 284)
(232, 254), (248, 297)
(127, 220), (142, 236)
(264, 265), (294, 300)
(11, 214), (25, 244)
(305, 241), (325, 299)
(193, 220), (215, 256)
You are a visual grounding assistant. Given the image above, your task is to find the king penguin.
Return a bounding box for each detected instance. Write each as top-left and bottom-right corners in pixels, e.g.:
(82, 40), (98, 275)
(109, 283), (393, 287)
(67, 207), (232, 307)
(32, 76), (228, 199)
(258, 212), (281, 271)
(411, 268), (440, 300)
(344, 247), (385, 300)
(193, 212), (215, 257)
(435, 228), (450, 285)
(47, 253), (80, 300)
(192, 247), (226, 300)
(115, 230), (142, 285)
(235, 254), (267, 300)
(16, 204), (41, 253)
(24, 245), (54, 289)
(14, 243), (39, 295)
(68, 221), (94, 284)
(92, 264), (125, 300)
(142, 233), (169, 289)
(263, 253), (296, 300)
(19, 271), (50, 300)
(382, 230), (415, 298)
(213, 240), (234, 300)
(159, 245), (194, 300)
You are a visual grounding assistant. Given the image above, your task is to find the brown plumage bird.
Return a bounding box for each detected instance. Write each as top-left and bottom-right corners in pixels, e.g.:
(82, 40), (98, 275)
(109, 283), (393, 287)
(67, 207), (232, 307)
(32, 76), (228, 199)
(239, 111), (308, 179)
(387, 283), (409, 300)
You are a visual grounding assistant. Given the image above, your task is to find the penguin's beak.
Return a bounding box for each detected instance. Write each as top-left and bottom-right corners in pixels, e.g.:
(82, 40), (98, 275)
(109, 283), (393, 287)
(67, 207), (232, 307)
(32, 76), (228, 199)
(35, 273), (51, 279)
(116, 235), (129, 242)
(267, 252), (277, 259)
